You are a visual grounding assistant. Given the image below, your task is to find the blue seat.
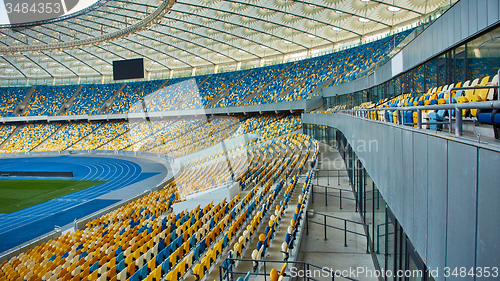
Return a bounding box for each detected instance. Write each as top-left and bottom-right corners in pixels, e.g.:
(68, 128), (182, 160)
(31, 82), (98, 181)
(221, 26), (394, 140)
(244, 272), (250, 281)
(90, 261), (100, 272)
(130, 270), (141, 281)
(139, 264), (148, 279)
(117, 259), (125, 273)
(429, 110), (446, 130)
(477, 109), (500, 139)
(161, 259), (170, 274)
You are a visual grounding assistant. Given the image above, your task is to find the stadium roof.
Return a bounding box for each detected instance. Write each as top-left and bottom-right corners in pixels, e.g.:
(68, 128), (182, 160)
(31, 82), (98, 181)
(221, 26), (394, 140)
(0, 0), (454, 82)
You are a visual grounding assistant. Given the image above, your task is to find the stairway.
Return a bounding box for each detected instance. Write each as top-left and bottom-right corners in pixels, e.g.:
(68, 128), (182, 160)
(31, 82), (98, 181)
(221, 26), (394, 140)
(277, 54), (339, 101)
(31, 123), (67, 152)
(240, 63), (296, 105)
(98, 83), (127, 114)
(95, 126), (131, 150)
(156, 79), (170, 90)
(197, 74), (212, 88)
(207, 70), (253, 108)
(65, 122), (105, 151)
(13, 86), (36, 115)
(0, 124), (22, 149)
(58, 85), (84, 115)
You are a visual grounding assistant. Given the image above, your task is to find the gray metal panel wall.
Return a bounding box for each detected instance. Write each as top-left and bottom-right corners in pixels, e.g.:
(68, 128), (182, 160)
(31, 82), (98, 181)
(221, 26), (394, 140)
(487, 0), (500, 26)
(427, 136), (448, 281)
(303, 113), (500, 277)
(476, 149), (500, 273)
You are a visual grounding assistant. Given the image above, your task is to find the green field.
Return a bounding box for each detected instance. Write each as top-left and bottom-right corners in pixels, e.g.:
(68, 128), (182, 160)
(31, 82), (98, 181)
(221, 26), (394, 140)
(0, 179), (106, 214)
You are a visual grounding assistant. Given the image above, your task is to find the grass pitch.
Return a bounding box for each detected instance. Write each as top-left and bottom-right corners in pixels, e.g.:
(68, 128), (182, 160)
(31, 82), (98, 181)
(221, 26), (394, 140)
(0, 179), (106, 213)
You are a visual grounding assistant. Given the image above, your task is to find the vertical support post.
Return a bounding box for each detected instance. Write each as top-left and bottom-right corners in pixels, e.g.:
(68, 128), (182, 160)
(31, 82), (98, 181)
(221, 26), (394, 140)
(324, 215), (327, 240)
(311, 185), (314, 203)
(366, 233), (370, 254)
(417, 109), (422, 129)
(376, 225), (380, 254)
(306, 211), (309, 235)
(396, 110), (401, 125)
(344, 220), (348, 247)
(338, 170), (340, 185)
(455, 108), (463, 136)
(339, 189), (342, 209)
(325, 186), (328, 206)
(327, 170), (330, 186)
(305, 264), (309, 281)
(263, 261), (267, 281)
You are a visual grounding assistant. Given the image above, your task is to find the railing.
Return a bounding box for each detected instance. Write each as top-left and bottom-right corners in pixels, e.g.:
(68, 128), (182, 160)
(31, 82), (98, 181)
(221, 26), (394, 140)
(0, 229), (61, 263)
(311, 184), (355, 210)
(341, 87), (500, 137)
(220, 258), (359, 281)
(305, 211), (369, 254)
(313, 169), (350, 186)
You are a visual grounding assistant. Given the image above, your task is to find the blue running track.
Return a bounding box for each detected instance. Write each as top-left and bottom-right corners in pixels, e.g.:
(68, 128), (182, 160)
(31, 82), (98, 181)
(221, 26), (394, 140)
(0, 156), (158, 252)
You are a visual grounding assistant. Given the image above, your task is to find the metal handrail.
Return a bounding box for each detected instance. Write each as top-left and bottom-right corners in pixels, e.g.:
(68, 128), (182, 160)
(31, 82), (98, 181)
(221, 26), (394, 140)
(306, 210), (369, 253)
(220, 258), (359, 281)
(343, 99), (500, 113)
(338, 94), (500, 137)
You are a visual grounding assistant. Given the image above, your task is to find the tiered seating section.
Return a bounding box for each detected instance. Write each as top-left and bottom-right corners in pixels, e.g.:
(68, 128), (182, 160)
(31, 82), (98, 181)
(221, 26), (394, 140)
(0, 115), (302, 156)
(0, 123), (60, 153)
(0, 87), (29, 117)
(0, 30), (412, 117)
(106, 80), (165, 114)
(21, 85), (78, 116)
(66, 84), (122, 115)
(0, 132), (319, 281)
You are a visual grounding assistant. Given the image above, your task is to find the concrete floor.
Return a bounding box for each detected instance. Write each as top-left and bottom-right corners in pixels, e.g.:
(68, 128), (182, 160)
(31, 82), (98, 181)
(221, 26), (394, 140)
(294, 142), (378, 281)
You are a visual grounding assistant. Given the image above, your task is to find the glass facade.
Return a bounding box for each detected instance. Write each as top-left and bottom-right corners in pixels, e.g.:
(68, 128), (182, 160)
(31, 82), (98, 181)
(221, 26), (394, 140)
(324, 24), (500, 110)
(304, 124), (434, 281)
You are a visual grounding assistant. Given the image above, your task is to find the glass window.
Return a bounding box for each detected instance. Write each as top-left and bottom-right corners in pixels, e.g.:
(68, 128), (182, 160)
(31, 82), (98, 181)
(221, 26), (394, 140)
(453, 45), (466, 83)
(467, 26), (500, 81)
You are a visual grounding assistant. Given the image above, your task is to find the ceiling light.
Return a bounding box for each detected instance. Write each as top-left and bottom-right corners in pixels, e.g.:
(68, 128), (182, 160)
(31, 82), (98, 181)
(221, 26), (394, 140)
(216, 54), (223, 57)
(261, 45), (268, 49)
(331, 27), (341, 31)
(387, 6), (401, 12)
(335, 10), (343, 14)
(283, 40), (292, 44)
(309, 4), (316, 8)
(195, 57), (201, 60)
(172, 59), (179, 62)
(307, 34), (316, 38)
(361, 0), (371, 2)
(359, 18), (371, 23)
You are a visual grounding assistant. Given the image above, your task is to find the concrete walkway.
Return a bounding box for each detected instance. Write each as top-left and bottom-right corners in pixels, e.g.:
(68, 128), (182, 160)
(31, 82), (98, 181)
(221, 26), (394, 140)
(295, 142), (377, 281)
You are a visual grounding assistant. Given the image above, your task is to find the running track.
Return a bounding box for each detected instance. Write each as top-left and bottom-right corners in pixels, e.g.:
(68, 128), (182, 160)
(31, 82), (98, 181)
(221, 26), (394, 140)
(0, 156), (159, 252)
